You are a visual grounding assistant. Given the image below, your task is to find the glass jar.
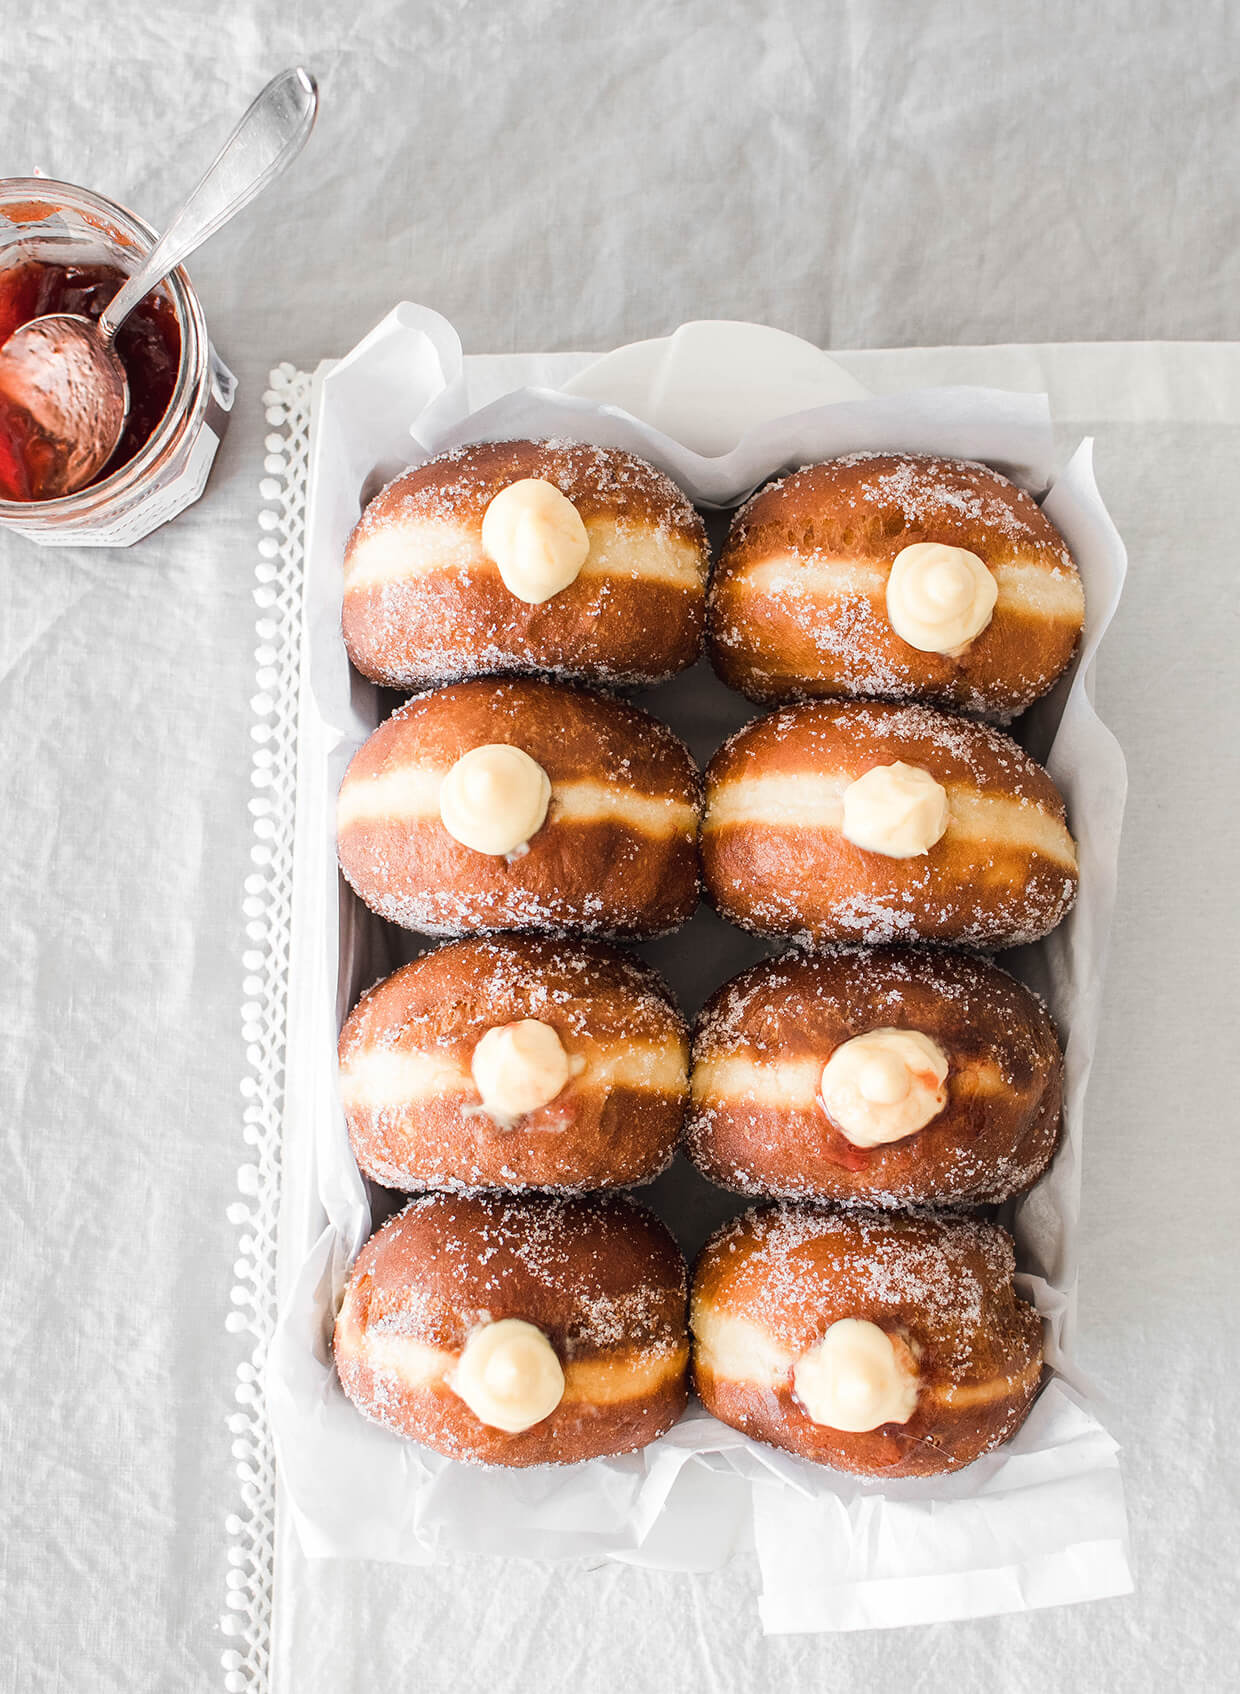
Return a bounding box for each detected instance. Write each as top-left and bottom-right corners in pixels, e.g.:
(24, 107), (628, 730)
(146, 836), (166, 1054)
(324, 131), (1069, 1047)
(0, 178), (235, 547)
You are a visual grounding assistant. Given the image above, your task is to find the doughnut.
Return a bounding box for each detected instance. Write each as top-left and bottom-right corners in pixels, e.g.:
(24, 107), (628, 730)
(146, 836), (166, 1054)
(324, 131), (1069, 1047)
(334, 1191), (689, 1466)
(686, 947), (1062, 1205)
(709, 452), (1085, 716)
(337, 677), (701, 939)
(342, 439), (710, 690)
(700, 697), (1077, 947)
(691, 1204), (1043, 1476)
(339, 936), (689, 1192)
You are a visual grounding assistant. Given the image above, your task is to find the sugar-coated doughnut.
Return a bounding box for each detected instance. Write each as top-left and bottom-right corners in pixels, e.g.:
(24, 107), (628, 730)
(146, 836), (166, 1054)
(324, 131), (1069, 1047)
(334, 1191), (689, 1466)
(701, 697), (1077, 947)
(686, 947), (1062, 1205)
(691, 1205), (1043, 1476)
(339, 936), (690, 1192)
(343, 439), (710, 691)
(337, 678), (701, 939)
(709, 452), (1085, 716)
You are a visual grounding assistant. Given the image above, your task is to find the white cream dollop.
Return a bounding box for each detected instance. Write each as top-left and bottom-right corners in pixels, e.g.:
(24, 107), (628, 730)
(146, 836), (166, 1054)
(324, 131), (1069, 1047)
(886, 542), (998, 654)
(819, 1028), (949, 1147)
(840, 761), (949, 858)
(481, 478), (591, 604)
(793, 1319), (920, 1432)
(471, 1019), (574, 1121)
(439, 744), (552, 856)
(451, 1318), (566, 1433)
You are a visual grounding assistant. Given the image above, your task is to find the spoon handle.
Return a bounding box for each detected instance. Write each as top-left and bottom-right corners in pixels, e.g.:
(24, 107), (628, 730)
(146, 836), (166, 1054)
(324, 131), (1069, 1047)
(99, 67), (318, 345)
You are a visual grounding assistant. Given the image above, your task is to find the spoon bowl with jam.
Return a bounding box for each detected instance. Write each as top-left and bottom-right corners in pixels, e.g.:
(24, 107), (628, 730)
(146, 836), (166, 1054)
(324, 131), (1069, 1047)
(0, 66), (316, 503)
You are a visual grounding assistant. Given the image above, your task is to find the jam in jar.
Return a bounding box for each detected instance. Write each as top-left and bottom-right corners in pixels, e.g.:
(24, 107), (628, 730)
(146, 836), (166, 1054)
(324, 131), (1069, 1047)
(0, 179), (233, 547)
(0, 260), (181, 501)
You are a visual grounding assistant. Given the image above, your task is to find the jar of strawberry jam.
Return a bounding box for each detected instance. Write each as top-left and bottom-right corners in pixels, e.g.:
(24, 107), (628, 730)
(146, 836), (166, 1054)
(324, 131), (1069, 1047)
(0, 179), (234, 546)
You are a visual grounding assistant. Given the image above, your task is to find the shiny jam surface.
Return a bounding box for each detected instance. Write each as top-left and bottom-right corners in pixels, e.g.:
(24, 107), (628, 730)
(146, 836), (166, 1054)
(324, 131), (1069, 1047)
(814, 1092), (878, 1172)
(0, 260), (181, 501)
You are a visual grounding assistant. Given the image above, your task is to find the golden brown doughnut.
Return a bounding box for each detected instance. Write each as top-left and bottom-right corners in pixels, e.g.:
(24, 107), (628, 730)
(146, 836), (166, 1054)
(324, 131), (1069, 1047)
(339, 936), (689, 1193)
(343, 439), (710, 690)
(709, 452), (1084, 716)
(691, 1204), (1043, 1476)
(337, 677), (701, 939)
(686, 947), (1062, 1206)
(701, 697), (1077, 947)
(334, 1191), (689, 1466)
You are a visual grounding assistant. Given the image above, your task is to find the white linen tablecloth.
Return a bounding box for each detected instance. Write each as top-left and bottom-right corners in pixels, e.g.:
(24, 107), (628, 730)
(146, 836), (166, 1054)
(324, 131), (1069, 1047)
(3, 4), (1237, 1690)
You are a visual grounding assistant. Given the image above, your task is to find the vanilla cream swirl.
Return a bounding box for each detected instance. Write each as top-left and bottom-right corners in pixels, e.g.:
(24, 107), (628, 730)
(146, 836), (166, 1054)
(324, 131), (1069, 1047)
(439, 744), (552, 855)
(451, 1318), (566, 1432)
(886, 542), (998, 654)
(471, 1019), (576, 1123)
(840, 761), (949, 858)
(793, 1319), (920, 1432)
(819, 1028), (949, 1147)
(481, 478), (590, 603)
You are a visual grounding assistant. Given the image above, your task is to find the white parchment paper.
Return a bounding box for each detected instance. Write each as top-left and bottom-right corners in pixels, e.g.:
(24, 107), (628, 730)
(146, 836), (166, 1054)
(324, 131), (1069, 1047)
(267, 304), (1131, 1630)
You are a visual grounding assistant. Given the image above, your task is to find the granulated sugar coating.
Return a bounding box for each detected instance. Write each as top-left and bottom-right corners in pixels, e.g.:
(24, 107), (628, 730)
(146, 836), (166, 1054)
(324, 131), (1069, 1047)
(689, 1200), (1045, 1477)
(334, 1190), (690, 1468)
(701, 697), (1077, 947)
(685, 944), (1062, 1207)
(343, 934), (681, 1054)
(351, 1190), (687, 1355)
(698, 1204), (1021, 1384)
(354, 439), (706, 539)
(710, 452), (1084, 717)
(712, 698), (1066, 801)
(338, 935), (689, 1194)
(336, 676), (702, 940)
(343, 438), (710, 691)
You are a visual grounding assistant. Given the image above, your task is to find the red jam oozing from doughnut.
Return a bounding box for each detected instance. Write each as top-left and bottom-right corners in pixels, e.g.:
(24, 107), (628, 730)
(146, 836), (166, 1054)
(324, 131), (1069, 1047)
(0, 260), (181, 501)
(811, 1099), (876, 1172)
(815, 1051), (947, 1169)
(512, 1097), (579, 1134)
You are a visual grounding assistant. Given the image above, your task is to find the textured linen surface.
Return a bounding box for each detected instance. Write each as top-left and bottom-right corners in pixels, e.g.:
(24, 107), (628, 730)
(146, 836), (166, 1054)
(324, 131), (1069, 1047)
(1, 4), (1237, 1692)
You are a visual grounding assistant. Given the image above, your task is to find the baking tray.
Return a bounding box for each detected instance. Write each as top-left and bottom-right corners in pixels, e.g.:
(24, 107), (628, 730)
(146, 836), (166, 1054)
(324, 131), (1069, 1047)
(266, 307), (1131, 1630)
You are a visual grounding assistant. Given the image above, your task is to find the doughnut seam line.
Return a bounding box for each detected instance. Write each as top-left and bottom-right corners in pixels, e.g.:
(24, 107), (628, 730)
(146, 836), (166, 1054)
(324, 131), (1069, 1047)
(704, 779), (1077, 866)
(337, 769), (699, 837)
(340, 1038), (687, 1108)
(344, 515), (706, 592)
(691, 1053), (1009, 1110)
(728, 554), (1086, 620)
(345, 1327), (690, 1404)
(692, 1306), (1038, 1410)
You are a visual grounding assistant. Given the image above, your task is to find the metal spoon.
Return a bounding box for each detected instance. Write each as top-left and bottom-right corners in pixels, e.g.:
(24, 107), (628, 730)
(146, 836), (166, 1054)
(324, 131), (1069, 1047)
(0, 66), (318, 500)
